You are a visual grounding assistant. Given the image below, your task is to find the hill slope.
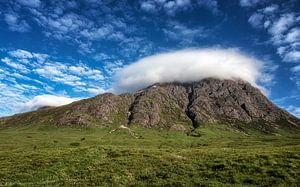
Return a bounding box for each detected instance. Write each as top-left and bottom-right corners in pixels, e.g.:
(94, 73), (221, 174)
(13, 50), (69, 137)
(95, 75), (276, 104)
(1, 78), (299, 134)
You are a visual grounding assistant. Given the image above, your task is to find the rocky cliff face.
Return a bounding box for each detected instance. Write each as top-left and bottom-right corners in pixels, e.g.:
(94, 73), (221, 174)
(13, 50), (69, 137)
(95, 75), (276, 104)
(128, 83), (192, 131)
(1, 78), (299, 133)
(125, 78), (298, 132)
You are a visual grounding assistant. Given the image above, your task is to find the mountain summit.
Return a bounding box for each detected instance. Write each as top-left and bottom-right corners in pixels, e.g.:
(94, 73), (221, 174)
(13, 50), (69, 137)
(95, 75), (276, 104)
(1, 78), (299, 134)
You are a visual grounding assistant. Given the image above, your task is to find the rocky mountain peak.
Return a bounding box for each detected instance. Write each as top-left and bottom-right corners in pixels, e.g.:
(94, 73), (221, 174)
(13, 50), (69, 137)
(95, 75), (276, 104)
(125, 78), (297, 131)
(1, 78), (299, 134)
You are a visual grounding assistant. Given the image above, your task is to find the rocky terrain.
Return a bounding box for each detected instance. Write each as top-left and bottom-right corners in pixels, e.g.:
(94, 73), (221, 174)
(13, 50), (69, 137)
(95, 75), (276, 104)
(1, 78), (299, 134)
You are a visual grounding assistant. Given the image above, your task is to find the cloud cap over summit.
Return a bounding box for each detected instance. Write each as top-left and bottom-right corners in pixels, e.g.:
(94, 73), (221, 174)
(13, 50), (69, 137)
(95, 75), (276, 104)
(112, 49), (266, 93)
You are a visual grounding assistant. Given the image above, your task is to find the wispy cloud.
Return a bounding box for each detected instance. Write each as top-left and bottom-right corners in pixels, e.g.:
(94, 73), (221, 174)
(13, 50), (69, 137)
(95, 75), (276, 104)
(286, 105), (300, 118)
(248, 13), (264, 29)
(243, 1), (300, 88)
(248, 11), (300, 63)
(140, 0), (192, 15)
(0, 48), (107, 116)
(163, 21), (207, 45)
(8, 49), (48, 62)
(73, 87), (106, 95)
(240, 0), (262, 7)
(197, 0), (219, 15)
(140, 0), (218, 15)
(269, 13), (297, 45)
(291, 65), (300, 73)
(140, 1), (156, 12)
(0, 0), (218, 60)
(0, 81), (42, 117)
(290, 64), (300, 88)
(4, 13), (30, 32)
(3, 49), (105, 86)
(19, 94), (79, 113)
(34, 61), (105, 87)
(16, 0), (41, 8)
(1, 57), (30, 72)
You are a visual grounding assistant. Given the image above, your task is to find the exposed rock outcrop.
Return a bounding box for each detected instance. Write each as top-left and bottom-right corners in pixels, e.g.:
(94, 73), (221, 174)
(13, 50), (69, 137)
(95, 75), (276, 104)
(127, 83), (192, 131)
(57, 93), (133, 127)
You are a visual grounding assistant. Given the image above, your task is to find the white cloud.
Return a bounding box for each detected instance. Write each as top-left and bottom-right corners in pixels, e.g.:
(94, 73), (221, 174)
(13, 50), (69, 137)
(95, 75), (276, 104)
(291, 65), (300, 73)
(87, 72), (105, 81)
(9, 49), (33, 59)
(244, 3), (300, 88)
(80, 26), (124, 41)
(19, 95), (79, 112)
(34, 12), (94, 40)
(80, 26), (112, 40)
(103, 60), (124, 76)
(240, 0), (260, 7)
(262, 4), (278, 14)
(69, 65), (104, 80)
(93, 52), (112, 61)
(1, 57), (29, 72)
(272, 13), (296, 32)
(283, 50), (300, 62)
(26, 3), (128, 46)
(247, 11), (298, 46)
(8, 49), (48, 63)
(291, 64), (300, 88)
(34, 61), (104, 87)
(0, 48), (107, 116)
(140, 1), (156, 12)
(9, 73), (31, 80)
(247, 10), (300, 65)
(35, 64), (82, 86)
(285, 27), (300, 43)
(16, 0), (41, 8)
(72, 86), (106, 95)
(47, 13), (86, 33)
(197, 0), (219, 15)
(273, 95), (300, 106)
(286, 105), (300, 118)
(86, 87), (106, 95)
(176, 0), (190, 7)
(162, 0), (191, 15)
(112, 49), (267, 93)
(248, 13), (264, 28)
(140, 0), (217, 15)
(163, 21), (206, 45)
(269, 13), (296, 44)
(78, 42), (94, 54)
(4, 13), (30, 32)
(0, 81), (42, 117)
(1, 49), (106, 96)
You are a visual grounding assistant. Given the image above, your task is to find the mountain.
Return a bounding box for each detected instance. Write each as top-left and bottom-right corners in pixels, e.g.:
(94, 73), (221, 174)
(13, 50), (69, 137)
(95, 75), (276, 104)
(1, 78), (299, 134)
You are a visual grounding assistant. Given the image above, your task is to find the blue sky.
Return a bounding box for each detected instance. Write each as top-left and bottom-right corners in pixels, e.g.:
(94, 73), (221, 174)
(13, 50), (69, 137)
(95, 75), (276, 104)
(0, 0), (300, 117)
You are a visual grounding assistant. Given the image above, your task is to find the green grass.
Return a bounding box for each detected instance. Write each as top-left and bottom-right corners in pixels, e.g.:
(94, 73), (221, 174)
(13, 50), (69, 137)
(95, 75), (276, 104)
(0, 124), (299, 186)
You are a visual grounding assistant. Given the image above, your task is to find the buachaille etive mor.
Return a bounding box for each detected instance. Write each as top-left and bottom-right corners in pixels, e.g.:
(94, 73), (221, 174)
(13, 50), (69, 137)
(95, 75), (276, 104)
(1, 78), (299, 135)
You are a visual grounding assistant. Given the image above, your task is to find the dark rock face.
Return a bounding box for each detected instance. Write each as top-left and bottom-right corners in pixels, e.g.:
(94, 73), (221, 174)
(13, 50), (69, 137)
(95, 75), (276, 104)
(57, 93), (133, 127)
(126, 79), (298, 131)
(186, 79), (289, 125)
(1, 78), (299, 132)
(127, 83), (192, 131)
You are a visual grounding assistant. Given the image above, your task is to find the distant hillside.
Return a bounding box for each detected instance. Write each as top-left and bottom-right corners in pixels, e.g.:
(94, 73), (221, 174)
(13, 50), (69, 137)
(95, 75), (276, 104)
(1, 78), (299, 135)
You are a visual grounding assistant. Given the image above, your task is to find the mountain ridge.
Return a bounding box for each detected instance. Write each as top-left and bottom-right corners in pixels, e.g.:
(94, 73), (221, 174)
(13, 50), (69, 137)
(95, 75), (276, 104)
(1, 78), (299, 135)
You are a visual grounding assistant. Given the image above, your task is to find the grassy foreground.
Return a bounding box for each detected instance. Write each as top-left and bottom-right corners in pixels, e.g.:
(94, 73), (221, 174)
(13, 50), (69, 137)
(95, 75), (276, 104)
(0, 124), (299, 186)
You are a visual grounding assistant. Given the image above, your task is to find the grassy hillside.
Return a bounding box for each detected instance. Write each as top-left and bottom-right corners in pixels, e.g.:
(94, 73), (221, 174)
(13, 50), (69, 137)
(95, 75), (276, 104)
(0, 124), (299, 186)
